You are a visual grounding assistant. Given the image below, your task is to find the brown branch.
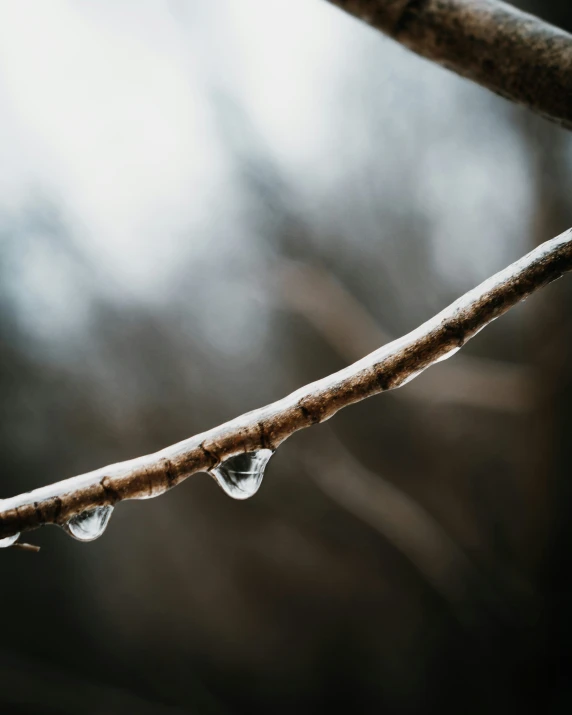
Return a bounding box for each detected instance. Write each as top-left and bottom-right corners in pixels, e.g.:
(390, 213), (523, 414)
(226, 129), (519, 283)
(11, 542), (41, 553)
(1, 228), (571, 541)
(325, 0), (572, 129)
(277, 260), (532, 412)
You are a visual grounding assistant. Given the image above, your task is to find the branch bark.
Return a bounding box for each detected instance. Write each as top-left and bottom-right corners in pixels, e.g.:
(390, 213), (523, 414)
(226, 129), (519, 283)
(1, 228), (572, 541)
(276, 260), (532, 412)
(325, 0), (572, 130)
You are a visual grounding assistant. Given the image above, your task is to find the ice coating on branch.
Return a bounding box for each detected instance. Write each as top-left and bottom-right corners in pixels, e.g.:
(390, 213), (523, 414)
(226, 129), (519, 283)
(65, 505), (113, 542)
(210, 449), (273, 500)
(398, 369), (424, 388)
(0, 229), (570, 537)
(434, 346), (461, 364)
(0, 533), (20, 548)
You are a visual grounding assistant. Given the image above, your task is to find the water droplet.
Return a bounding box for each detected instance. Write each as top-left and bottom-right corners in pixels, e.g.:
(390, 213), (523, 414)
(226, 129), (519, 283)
(65, 505), (113, 542)
(0, 533), (20, 548)
(211, 449), (273, 500)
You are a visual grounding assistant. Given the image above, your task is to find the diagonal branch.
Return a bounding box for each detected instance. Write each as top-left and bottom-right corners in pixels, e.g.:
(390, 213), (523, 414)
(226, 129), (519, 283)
(276, 260), (532, 412)
(1, 228), (572, 541)
(324, 0), (572, 129)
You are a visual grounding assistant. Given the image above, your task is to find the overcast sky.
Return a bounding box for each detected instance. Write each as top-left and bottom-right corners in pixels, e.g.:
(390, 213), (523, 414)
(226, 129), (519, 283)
(0, 0), (538, 346)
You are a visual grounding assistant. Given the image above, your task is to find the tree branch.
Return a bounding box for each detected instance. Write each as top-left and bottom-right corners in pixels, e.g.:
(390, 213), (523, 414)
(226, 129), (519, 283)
(276, 259), (532, 412)
(1, 228), (571, 541)
(325, 0), (572, 130)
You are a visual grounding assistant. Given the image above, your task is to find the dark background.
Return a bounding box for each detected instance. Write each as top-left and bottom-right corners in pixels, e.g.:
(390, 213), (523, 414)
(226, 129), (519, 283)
(1, 1), (572, 712)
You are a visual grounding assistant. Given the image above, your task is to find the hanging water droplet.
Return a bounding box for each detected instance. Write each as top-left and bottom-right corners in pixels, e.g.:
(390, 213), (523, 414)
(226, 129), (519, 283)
(65, 505), (113, 542)
(0, 533), (20, 548)
(211, 449), (273, 500)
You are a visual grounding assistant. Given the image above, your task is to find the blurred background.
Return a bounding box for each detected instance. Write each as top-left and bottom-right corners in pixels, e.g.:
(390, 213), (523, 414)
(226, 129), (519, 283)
(1, 0), (572, 712)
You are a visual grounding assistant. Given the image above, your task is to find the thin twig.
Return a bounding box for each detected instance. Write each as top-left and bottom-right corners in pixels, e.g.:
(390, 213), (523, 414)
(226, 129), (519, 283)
(11, 542), (41, 553)
(1, 228), (571, 540)
(276, 260), (532, 412)
(325, 0), (572, 129)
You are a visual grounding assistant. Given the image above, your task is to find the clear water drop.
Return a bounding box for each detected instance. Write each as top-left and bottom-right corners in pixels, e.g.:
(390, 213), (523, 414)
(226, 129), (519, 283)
(65, 505), (113, 542)
(211, 449), (273, 500)
(0, 533), (20, 548)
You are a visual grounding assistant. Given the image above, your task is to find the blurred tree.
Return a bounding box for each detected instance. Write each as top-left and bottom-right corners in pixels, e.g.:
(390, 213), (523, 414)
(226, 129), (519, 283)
(1, 1), (572, 713)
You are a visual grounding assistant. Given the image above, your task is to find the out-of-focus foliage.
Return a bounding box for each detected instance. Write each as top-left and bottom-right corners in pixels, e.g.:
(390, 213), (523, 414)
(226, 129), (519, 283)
(1, 1), (572, 712)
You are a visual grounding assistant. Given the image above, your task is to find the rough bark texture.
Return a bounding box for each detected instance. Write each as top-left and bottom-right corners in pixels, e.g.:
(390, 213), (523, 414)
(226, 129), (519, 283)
(326, 0), (572, 129)
(1, 228), (571, 542)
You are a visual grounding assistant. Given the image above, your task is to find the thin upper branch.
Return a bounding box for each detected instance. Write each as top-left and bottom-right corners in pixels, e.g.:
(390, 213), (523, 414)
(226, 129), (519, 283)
(325, 0), (572, 129)
(1, 228), (572, 540)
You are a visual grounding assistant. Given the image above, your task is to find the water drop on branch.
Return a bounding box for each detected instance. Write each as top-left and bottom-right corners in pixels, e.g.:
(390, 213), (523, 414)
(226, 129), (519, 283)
(65, 505), (114, 542)
(0, 533), (20, 548)
(211, 449), (273, 500)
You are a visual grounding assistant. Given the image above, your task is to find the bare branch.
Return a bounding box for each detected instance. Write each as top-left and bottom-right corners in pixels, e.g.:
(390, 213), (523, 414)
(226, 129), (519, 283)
(325, 0), (572, 130)
(10, 542), (41, 553)
(1, 228), (571, 541)
(277, 260), (532, 412)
